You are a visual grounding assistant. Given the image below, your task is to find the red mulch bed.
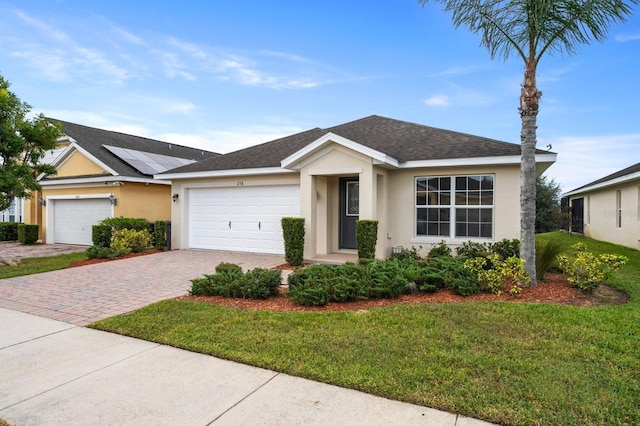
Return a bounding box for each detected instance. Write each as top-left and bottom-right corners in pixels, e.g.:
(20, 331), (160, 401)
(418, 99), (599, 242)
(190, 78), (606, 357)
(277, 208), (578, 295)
(177, 273), (629, 312)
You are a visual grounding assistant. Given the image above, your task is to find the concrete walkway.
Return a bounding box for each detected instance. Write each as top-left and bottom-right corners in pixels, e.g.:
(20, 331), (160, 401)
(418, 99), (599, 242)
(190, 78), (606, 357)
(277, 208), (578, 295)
(0, 308), (494, 426)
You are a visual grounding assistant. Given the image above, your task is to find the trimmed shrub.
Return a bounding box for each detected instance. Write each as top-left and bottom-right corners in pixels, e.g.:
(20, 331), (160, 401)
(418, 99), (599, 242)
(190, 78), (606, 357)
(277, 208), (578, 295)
(154, 220), (168, 250)
(281, 217), (305, 266)
(456, 241), (490, 258)
(86, 245), (120, 259)
(557, 243), (628, 293)
(356, 219), (378, 260)
(464, 254), (530, 295)
(100, 217), (150, 231)
(17, 224), (39, 244)
(0, 222), (19, 241)
(111, 228), (152, 254)
(366, 260), (407, 299)
(189, 267), (282, 299)
(92, 224), (112, 247)
(216, 262), (243, 276)
(288, 284), (330, 306)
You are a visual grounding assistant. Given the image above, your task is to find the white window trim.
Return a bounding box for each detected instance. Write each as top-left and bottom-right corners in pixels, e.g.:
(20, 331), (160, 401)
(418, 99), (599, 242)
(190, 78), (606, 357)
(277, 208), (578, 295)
(414, 174), (495, 240)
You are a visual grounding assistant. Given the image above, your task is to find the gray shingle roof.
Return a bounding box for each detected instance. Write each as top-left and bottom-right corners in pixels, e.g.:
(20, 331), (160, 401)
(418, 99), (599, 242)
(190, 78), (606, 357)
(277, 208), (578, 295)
(568, 161), (640, 193)
(44, 119), (219, 179)
(166, 115), (548, 174)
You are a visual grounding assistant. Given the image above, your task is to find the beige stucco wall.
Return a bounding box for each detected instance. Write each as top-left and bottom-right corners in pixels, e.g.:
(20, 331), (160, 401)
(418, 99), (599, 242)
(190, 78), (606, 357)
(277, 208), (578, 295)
(170, 173), (300, 250)
(386, 165), (521, 258)
(574, 181), (640, 250)
(33, 183), (171, 242)
(56, 151), (109, 177)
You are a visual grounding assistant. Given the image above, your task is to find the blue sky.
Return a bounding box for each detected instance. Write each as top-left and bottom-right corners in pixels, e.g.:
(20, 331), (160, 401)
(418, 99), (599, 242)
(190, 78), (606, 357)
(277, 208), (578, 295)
(1, 0), (639, 192)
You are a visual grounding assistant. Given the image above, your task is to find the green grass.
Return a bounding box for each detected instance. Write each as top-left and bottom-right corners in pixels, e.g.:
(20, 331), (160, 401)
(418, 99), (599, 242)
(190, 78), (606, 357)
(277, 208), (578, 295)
(0, 252), (87, 279)
(90, 232), (640, 426)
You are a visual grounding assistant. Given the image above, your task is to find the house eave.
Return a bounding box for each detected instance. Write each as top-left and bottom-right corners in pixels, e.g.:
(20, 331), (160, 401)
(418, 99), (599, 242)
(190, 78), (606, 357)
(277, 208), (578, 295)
(156, 167), (296, 180)
(39, 175), (169, 188)
(400, 153), (557, 169)
(564, 170), (640, 197)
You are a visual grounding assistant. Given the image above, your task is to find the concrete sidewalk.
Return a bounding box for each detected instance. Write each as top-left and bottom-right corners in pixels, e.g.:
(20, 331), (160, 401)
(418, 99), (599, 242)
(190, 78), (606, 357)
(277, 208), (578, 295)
(0, 308), (495, 426)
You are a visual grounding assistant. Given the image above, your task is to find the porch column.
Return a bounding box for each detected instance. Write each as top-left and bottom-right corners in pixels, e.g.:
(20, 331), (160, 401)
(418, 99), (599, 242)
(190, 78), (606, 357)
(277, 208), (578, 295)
(300, 173), (317, 259)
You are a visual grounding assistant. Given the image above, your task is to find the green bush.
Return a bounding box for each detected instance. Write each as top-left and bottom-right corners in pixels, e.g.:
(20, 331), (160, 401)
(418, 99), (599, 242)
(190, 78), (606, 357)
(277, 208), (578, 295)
(416, 256), (480, 296)
(464, 254), (530, 295)
(17, 224), (39, 244)
(390, 246), (422, 261)
(111, 228), (152, 254)
(456, 241), (490, 258)
(427, 240), (451, 258)
(216, 262), (243, 276)
(356, 220), (378, 260)
(489, 238), (521, 259)
(92, 224), (112, 247)
(100, 217), (150, 231)
(86, 245), (120, 259)
(189, 268), (282, 299)
(154, 220), (168, 250)
(0, 222), (19, 241)
(288, 283), (330, 306)
(281, 217), (305, 266)
(366, 260), (407, 299)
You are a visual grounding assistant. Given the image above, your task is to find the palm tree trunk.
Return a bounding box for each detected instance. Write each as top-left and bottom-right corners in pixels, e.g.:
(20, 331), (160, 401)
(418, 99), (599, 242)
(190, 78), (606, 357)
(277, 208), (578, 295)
(519, 61), (541, 286)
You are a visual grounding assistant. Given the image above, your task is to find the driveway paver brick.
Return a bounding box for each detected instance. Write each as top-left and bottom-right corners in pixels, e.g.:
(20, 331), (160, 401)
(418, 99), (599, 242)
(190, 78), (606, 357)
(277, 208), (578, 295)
(0, 249), (284, 326)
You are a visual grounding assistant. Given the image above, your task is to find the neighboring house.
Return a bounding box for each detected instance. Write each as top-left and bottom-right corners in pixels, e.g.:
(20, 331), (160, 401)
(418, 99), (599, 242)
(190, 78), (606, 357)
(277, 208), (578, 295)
(158, 115), (556, 259)
(26, 120), (219, 245)
(0, 198), (23, 223)
(564, 161), (640, 250)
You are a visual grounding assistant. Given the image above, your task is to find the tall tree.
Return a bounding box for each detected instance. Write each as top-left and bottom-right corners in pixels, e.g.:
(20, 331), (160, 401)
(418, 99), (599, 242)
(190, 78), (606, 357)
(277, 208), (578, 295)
(0, 74), (61, 211)
(419, 0), (637, 285)
(536, 175), (563, 233)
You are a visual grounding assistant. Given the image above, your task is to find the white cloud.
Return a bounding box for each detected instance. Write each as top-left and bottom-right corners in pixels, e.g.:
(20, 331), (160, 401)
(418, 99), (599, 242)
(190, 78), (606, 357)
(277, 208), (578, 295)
(425, 65), (490, 79)
(615, 33), (640, 42)
(542, 133), (640, 192)
(424, 95), (451, 107)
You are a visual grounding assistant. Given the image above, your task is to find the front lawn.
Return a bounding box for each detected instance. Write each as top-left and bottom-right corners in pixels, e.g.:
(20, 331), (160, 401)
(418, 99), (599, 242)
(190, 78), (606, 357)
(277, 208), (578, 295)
(90, 232), (640, 426)
(0, 252), (87, 279)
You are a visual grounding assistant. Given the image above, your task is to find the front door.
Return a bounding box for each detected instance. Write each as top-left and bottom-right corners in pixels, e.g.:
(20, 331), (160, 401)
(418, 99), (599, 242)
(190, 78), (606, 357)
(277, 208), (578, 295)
(339, 177), (359, 249)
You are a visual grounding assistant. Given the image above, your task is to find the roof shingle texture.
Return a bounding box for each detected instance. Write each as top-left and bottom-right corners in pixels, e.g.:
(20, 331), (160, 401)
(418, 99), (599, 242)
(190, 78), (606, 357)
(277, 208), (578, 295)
(45, 119), (219, 179)
(167, 115), (548, 174)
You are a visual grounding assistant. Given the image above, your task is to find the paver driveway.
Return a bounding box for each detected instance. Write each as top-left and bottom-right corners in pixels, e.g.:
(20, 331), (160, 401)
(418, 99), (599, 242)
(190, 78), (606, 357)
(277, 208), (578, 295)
(0, 250), (284, 326)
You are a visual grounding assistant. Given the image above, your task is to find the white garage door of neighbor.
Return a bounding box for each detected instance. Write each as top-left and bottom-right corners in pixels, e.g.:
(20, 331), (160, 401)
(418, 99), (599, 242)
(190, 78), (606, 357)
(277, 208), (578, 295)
(188, 185), (300, 254)
(53, 198), (112, 245)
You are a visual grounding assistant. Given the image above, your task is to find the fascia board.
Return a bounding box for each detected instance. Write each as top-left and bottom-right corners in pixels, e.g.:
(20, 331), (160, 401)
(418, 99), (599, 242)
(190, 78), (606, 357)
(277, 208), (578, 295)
(156, 167), (295, 180)
(563, 171), (640, 197)
(281, 132), (399, 169)
(400, 153), (557, 169)
(39, 176), (169, 187)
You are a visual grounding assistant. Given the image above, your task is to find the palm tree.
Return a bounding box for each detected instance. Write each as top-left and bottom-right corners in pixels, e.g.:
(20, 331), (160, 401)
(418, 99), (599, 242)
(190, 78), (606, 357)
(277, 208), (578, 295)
(419, 0), (638, 285)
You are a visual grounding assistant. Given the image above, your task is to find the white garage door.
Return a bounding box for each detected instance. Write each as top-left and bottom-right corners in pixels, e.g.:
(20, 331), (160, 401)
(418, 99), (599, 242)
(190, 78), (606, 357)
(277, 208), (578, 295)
(188, 185), (300, 254)
(53, 199), (112, 245)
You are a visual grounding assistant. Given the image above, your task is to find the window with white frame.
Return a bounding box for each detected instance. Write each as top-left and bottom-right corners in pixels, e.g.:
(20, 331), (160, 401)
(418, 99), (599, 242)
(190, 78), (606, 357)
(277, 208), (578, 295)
(0, 198), (23, 223)
(416, 175), (494, 239)
(616, 190), (622, 228)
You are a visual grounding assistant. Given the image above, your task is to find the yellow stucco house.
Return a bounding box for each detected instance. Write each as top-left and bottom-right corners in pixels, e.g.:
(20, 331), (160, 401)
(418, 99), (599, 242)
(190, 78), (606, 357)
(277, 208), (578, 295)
(26, 120), (218, 245)
(157, 115), (556, 259)
(564, 161), (640, 250)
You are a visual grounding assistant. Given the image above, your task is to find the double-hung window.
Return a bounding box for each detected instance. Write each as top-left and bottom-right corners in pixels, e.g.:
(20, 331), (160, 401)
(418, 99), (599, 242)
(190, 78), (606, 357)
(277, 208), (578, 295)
(416, 175), (494, 239)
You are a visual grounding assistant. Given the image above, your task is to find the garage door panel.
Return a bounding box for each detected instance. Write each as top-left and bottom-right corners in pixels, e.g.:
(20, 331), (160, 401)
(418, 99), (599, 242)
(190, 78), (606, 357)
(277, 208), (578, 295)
(188, 185), (300, 254)
(53, 199), (112, 245)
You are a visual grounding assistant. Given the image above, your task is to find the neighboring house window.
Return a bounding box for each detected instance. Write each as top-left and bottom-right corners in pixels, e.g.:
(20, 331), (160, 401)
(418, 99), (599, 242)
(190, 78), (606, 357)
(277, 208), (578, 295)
(0, 198), (22, 223)
(616, 190), (622, 228)
(416, 175), (494, 239)
(586, 196), (590, 225)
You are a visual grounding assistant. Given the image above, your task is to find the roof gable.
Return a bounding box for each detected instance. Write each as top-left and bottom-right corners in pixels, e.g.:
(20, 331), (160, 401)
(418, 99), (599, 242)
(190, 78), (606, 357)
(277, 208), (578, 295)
(565, 161), (640, 196)
(161, 115), (556, 178)
(42, 119), (220, 180)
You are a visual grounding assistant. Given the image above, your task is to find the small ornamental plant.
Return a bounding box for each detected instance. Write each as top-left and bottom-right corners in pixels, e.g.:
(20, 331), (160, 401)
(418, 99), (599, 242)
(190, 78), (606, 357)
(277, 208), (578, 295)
(557, 242), (628, 293)
(464, 254), (530, 295)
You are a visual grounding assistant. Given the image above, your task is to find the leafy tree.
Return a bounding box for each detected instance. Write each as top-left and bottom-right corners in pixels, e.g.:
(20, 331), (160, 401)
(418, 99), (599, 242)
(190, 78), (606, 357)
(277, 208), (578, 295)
(536, 175), (563, 233)
(419, 0), (637, 285)
(0, 74), (61, 211)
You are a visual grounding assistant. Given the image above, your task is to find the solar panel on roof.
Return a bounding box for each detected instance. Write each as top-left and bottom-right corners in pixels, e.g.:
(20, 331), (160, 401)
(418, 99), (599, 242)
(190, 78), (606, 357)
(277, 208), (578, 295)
(103, 145), (196, 175)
